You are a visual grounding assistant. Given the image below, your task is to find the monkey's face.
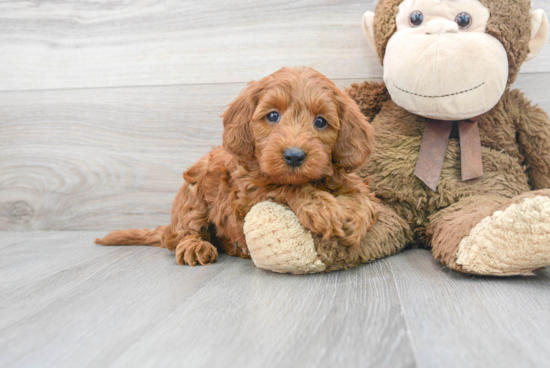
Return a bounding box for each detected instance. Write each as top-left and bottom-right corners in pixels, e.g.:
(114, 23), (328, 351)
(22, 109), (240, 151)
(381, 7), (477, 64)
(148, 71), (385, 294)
(383, 0), (508, 120)
(363, 0), (548, 120)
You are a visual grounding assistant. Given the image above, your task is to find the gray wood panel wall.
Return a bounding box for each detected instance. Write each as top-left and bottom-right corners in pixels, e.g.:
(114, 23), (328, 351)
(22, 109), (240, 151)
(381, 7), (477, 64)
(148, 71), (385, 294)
(1, 0), (550, 230)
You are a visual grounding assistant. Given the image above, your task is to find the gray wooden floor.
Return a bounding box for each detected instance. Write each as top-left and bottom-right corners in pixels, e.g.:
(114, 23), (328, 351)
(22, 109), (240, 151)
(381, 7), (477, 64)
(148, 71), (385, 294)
(2, 1), (550, 367)
(1, 232), (550, 368)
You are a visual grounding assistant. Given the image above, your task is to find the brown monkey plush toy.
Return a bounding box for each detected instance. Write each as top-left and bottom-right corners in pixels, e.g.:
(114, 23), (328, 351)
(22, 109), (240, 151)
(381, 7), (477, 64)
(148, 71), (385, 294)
(244, 0), (550, 275)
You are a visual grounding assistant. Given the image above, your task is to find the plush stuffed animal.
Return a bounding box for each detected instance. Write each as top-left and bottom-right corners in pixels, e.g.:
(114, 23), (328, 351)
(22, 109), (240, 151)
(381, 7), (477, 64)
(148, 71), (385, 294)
(244, 0), (550, 275)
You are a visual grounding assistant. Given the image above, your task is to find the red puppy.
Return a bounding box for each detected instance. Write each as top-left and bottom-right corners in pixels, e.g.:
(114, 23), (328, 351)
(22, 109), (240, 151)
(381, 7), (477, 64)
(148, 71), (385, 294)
(96, 67), (378, 266)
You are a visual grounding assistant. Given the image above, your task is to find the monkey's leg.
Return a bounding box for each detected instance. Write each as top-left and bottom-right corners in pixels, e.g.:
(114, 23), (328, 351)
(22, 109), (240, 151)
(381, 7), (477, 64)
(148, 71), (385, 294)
(243, 202), (326, 274)
(244, 201), (412, 274)
(428, 191), (550, 276)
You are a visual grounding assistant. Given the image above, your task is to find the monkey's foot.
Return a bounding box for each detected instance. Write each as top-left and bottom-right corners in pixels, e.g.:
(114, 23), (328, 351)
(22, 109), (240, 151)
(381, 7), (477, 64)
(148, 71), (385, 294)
(456, 195), (550, 276)
(243, 201), (326, 274)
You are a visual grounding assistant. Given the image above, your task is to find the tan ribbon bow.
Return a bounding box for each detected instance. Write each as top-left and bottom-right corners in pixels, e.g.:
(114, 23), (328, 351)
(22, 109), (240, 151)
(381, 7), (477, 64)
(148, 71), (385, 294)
(414, 117), (484, 191)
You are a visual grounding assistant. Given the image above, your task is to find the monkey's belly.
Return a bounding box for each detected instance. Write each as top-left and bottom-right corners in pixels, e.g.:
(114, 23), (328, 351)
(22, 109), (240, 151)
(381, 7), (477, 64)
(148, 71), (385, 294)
(361, 136), (530, 230)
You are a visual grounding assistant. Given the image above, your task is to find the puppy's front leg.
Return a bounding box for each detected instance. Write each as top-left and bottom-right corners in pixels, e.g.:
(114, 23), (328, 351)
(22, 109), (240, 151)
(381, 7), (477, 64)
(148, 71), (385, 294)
(335, 191), (378, 247)
(287, 187), (347, 240)
(166, 182), (218, 266)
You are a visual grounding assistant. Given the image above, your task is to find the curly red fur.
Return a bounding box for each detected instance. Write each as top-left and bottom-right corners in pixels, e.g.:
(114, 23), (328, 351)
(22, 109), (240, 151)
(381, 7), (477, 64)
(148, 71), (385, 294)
(96, 67), (378, 266)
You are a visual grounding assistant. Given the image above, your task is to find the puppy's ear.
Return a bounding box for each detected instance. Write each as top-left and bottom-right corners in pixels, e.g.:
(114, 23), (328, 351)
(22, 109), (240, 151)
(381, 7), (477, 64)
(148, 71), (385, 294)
(333, 92), (375, 172)
(223, 80), (262, 160)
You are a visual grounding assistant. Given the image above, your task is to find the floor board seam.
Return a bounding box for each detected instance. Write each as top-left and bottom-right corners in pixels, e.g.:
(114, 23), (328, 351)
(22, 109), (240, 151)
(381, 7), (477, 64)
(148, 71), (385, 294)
(385, 257), (422, 368)
(2, 71), (547, 94)
(0, 77), (384, 94)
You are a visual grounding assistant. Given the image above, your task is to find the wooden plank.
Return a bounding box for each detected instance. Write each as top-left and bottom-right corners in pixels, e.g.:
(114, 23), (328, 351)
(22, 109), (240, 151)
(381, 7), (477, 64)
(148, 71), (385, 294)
(1, 73), (549, 231)
(388, 249), (550, 368)
(0, 0), (548, 91)
(0, 231), (416, 368)
(0, 0), (380, 91)
(0, 231), (121, 293)
(0, 82), (241, 231)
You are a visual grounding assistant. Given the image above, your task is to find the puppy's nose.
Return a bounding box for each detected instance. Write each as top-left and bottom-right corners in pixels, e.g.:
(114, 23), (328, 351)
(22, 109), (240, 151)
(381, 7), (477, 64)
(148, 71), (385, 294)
(283, 148), (306, 168)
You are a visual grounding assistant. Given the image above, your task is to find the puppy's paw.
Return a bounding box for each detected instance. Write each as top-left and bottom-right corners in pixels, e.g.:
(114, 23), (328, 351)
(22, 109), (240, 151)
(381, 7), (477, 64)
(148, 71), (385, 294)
(175, 238), (218, 266)
(337, 195), (378, 247)
(294, 191), (346, 240)
(298, 208), (346, 240)
(339, 221), (363, 247)
(244, 202), (326, 274)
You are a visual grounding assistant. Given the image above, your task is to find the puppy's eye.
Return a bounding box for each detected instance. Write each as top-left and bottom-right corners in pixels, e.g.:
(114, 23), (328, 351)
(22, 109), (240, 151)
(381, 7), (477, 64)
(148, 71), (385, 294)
(266, 111), (280, 123)
(455, 12), (472, 29)
(409, 11), (424, 27)
(314, 117), (328, 129)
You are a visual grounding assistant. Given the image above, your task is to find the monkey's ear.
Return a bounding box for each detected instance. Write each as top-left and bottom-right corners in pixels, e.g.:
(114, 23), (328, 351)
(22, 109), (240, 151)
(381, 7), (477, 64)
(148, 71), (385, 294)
(526, 9), (549, 62)
(362, 11), (377, 54)
(222, 81), (262, 160)
(333, 92), (375, 172)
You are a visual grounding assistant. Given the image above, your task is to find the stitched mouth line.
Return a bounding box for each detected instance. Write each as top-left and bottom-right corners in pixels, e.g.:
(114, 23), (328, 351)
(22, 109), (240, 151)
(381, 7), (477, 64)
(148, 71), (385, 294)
(393, 82), (485, 99)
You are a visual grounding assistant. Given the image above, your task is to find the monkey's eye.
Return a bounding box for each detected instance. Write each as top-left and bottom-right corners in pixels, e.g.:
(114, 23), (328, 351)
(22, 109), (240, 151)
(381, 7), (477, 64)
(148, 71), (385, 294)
(455, 12), (472, 29)
(266, 111), (280, 123)
(314, 117), (328, 129)
(409, 11), (424, 27)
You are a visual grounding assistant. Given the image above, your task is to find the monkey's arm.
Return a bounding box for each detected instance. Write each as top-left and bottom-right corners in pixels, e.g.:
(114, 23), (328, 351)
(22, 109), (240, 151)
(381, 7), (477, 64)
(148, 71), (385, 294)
(345, 81), (390, 122)
(512, 89), (550, 189)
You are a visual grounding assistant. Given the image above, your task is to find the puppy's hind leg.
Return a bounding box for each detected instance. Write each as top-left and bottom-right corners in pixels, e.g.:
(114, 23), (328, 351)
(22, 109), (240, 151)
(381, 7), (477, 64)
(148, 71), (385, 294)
(166, 182), (218, 266)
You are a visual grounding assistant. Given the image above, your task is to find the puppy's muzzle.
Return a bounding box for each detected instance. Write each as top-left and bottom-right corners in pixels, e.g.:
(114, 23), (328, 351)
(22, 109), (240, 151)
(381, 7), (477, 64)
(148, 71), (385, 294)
(283, 148), (306, 168)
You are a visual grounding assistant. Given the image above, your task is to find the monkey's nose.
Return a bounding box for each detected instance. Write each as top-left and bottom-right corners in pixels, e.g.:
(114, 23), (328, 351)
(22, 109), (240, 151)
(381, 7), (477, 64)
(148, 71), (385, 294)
(425, 20), (459, 35)
(283, 148), (306, 168)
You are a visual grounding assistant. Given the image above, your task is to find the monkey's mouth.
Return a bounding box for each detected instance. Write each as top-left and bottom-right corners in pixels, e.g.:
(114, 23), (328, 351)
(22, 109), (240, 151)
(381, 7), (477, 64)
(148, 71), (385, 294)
(393, 82), (485, 99)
